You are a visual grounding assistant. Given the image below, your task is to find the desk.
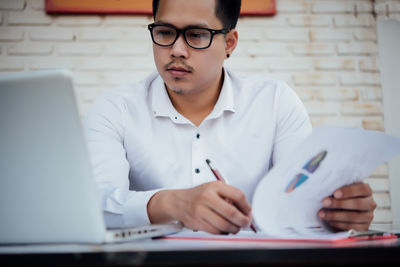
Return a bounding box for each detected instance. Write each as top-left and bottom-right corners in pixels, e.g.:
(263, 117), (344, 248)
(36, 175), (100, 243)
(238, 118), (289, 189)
(1, 237), (400, 266)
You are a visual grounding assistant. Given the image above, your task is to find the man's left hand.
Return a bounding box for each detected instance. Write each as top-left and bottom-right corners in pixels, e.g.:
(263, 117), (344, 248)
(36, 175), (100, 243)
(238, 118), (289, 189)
(318, 182), (377, 231)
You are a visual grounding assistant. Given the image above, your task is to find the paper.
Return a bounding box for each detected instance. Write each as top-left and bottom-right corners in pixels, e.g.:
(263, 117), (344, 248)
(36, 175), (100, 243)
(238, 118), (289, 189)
(164, 229), (351, 242)
(252, 126), (400, 238)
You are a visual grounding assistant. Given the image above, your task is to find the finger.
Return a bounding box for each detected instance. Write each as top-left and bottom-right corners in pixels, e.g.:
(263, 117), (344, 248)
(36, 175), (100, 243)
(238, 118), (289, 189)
(216, 183), (252, 216)
(190, 205), (240, 234)
(186, 182), (250, 229)
(184, 205), (230, 235)
(196, 217), (225, 235)
(333, 182), (372, 199)
(327, 222), (370, 232)
(318, 209), (374, 225)
(214, 201), (251, 228)
(202, 208), (241, 234)
(322, 196), (377, 211)
(206, 192), (251, 228)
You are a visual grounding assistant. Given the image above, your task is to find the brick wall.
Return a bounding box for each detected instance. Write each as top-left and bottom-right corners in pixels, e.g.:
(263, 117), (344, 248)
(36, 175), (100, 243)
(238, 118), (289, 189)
(1, 0), (399, 223)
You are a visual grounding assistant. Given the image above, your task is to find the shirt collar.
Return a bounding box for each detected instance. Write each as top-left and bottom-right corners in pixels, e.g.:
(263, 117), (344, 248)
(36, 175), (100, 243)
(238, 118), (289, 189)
(207, 68), (236, 120)
(150, 68), (236, 121)
(150, 73), (178, 119)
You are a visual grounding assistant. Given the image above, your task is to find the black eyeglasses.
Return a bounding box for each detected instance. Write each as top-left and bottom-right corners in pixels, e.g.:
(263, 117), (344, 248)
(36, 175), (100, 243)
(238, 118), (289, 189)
(148, 23), (228, 50)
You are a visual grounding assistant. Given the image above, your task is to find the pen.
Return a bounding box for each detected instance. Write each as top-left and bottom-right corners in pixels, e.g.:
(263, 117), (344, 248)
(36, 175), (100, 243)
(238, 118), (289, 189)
(205, 159), (257, 233)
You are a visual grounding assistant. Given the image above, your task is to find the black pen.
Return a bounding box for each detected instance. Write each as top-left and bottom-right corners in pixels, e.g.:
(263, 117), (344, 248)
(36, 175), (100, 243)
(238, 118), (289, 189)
(206, 159), (257, 233)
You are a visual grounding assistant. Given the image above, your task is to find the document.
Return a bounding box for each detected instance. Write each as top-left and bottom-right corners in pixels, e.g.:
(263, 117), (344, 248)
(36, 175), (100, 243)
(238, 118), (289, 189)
(165, 229), (347, 242)
(252, 126), (400, 238)
(164, 229), (397, 244)
(164, 127), (400, 243)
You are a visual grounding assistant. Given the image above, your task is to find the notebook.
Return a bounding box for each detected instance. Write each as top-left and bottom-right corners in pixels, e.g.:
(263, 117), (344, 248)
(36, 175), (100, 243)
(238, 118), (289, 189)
(0, 70), (182, 244)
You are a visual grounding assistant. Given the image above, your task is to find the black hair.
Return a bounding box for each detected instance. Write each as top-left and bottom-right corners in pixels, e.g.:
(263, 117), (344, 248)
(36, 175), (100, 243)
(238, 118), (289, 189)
(152, 0), (241, 30)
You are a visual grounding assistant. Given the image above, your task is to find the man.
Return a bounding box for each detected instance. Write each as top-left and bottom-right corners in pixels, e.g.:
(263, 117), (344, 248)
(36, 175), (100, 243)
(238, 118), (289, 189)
(85, 0), (376, 234)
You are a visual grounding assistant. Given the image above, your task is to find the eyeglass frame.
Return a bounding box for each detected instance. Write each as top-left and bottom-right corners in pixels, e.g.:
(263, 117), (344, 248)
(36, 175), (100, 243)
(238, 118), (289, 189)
(147, 23), (229, 50)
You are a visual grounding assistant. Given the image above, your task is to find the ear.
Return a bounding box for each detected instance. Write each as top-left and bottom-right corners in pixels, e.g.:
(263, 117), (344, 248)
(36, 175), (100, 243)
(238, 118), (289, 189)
(225, 29), (238, 58)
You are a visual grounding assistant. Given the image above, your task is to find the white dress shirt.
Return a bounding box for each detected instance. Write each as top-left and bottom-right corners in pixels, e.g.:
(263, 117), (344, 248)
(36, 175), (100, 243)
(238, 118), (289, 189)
(84, 68), (312, 228)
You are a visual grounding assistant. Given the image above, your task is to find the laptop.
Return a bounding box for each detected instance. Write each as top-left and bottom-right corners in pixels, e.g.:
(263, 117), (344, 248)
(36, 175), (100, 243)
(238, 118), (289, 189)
(0, 70), (182, 244)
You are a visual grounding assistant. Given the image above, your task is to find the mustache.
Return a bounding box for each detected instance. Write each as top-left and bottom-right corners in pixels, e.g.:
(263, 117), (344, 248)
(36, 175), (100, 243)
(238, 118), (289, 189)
(164, 60), (194, 72)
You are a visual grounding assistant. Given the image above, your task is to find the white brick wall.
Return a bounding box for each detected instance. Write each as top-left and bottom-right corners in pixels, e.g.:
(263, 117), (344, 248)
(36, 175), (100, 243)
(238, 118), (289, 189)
(1, 0), (399, 224)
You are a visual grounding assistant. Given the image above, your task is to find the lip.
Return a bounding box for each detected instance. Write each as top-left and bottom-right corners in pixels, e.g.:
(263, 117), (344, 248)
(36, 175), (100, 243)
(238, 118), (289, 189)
(166, 66), (192, 77)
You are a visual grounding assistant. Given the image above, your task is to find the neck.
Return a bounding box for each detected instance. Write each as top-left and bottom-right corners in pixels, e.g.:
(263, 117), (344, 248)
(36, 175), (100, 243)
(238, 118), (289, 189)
(166, 70), (224, 127)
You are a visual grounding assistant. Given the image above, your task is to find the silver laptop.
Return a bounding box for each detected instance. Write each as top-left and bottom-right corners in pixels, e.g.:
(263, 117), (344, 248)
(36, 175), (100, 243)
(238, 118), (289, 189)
(0, 70), (182, 244)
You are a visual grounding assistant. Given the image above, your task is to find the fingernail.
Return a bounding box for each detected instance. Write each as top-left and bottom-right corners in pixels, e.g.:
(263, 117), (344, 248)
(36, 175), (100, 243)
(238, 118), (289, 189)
(323, 199), (331, 207)
(334, 190), (343, 198)
(319, 211), (325, 218)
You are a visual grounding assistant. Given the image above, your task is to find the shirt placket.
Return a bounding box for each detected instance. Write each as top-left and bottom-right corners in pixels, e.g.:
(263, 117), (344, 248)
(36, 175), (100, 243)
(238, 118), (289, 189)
(191, 130), (208, 186)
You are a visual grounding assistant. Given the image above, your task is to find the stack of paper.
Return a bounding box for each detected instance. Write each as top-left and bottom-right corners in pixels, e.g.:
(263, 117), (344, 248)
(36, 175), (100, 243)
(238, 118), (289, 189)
(252, 126), (400, 238)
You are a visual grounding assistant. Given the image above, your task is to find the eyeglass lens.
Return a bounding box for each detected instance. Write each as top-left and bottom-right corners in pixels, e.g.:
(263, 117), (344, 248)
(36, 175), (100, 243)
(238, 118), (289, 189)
(152, 25), (212, 49)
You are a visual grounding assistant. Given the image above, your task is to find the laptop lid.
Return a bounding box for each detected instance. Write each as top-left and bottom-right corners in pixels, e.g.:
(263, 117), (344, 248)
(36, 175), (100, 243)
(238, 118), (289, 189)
(0, 70), (106, 244)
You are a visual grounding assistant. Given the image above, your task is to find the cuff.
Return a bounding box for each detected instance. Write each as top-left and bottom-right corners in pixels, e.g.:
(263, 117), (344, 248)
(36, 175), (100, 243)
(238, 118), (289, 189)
(122, 189), (162, 227)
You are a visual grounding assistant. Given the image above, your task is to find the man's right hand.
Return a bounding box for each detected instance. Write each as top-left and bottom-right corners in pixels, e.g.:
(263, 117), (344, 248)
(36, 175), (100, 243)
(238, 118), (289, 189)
(147, 181), (253, 234)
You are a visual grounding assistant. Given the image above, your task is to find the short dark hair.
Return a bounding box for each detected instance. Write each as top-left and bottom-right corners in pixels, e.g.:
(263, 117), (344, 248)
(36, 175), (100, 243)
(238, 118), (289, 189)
(152, 0), (241, 30)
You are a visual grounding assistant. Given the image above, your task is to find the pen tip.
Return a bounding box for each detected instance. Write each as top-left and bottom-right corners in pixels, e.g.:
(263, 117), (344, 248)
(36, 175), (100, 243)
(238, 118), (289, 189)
(205, 159), (211, 164)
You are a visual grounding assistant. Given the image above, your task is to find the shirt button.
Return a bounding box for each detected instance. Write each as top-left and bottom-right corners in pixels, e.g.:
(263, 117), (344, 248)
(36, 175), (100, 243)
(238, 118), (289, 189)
(195, 168), (200, 174)
(196, 133), (200, 139)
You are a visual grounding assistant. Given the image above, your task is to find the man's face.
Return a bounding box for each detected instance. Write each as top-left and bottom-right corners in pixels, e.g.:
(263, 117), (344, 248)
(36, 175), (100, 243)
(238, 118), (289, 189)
(152, 0), (229, 96)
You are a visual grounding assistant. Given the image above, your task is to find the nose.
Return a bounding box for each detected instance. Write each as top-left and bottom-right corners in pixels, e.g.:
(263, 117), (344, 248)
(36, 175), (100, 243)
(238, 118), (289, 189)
(170, 34), (189, 59)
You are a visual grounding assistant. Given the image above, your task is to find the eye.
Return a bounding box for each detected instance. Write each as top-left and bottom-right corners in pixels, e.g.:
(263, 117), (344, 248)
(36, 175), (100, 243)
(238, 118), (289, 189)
(154, 26), (176, 37)
(187, 30), (209, 39)
(157, 29), (174, 36)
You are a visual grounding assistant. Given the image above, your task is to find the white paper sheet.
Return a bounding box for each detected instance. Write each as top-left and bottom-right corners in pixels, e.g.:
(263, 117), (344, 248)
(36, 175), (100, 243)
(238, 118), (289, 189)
(252, 127), (400, 237)
(165, 229), (350, 241)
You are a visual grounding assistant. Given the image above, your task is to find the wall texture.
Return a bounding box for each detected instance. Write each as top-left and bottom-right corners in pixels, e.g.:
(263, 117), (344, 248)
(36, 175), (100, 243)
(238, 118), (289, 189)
(0, 0), (399, 223)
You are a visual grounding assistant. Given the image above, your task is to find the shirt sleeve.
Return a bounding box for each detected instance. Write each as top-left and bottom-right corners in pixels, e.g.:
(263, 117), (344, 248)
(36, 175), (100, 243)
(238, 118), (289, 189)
(84, 92), (161, 228)
(272, 82), (312, 166)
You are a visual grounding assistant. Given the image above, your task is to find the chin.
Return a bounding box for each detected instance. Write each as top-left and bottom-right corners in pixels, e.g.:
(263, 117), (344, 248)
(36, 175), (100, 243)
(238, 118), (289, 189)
(168, 85), (187, 95)
(165, 79), (190, 95)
